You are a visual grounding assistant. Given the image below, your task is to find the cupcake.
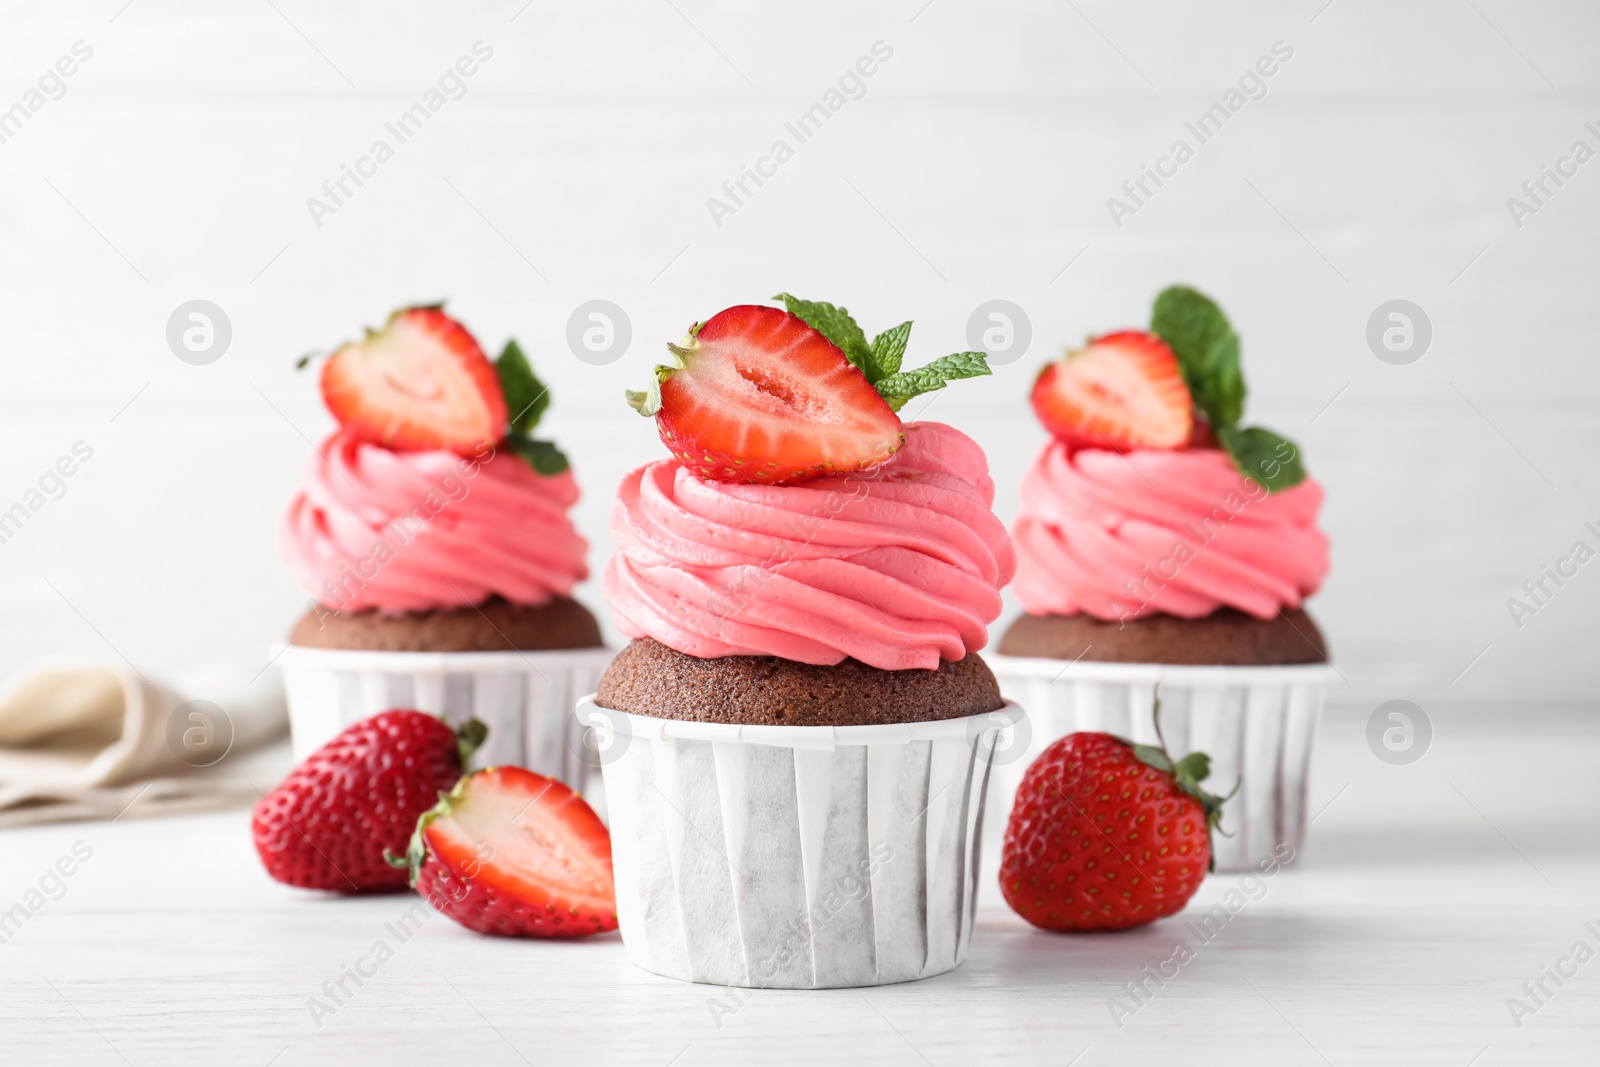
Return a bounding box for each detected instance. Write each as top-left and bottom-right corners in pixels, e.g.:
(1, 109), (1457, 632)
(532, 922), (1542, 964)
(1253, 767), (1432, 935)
(988, 286), (1337, 871)
(581, 296), (1019, 988)
(277, 305), (613, 782)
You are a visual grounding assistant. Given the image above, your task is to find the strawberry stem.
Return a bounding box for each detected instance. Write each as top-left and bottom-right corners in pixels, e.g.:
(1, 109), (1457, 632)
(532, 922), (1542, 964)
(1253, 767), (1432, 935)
(456, 718), (488, 767)
(1127, 692), (1233, 873)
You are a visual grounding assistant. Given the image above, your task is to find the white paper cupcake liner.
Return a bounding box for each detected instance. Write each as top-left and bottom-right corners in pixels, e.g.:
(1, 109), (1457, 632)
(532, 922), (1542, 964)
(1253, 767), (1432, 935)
(578, 696), (1023, 989)
(280, 645), (615, 791)
(985, 656), (1338, 872)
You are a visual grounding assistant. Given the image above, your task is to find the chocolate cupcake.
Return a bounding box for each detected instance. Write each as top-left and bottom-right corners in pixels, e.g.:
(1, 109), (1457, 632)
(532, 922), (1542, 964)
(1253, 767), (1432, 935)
(276, 306), (612, 775)
(584, 296), (1018, 989)
(987, 286), (1338, 871)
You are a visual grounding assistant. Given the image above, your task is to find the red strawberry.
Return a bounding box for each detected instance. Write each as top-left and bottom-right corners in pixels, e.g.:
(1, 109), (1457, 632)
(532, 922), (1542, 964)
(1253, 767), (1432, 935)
(396, 766), (617, 938)
(251, 711), (485, 893)
(1000, 725), (1229, 932)
(321, 305), (508, 455)
(1030, 330), (1193, 452)
(628, 304), (902, 483)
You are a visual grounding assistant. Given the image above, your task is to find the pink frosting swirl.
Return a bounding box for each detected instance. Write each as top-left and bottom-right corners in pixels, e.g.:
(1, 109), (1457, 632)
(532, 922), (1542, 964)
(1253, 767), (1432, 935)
(1012, 442), (1328, 621)
(280, 430), (588, 613)
(603, 421), (1016, 671)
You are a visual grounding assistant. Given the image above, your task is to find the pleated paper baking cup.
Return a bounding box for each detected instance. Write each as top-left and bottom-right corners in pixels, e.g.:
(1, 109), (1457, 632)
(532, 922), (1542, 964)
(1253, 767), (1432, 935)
(985, 657), (1339, 872)
(280, 645), (614, 790)
(577, 696), (1023, 989)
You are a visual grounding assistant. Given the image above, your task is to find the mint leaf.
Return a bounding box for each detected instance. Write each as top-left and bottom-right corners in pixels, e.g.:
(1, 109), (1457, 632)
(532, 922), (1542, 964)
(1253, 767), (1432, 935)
(496, 340), (549, 436)
(844, 337), (880, 381)
(1151, 285), (1245, 428)
(870, 321), (912, 378)
(509, 436), (569, 475)
(873, 351), (990, 412)
(773, 292), (880, 381)
(1216, 425), (1306, 492)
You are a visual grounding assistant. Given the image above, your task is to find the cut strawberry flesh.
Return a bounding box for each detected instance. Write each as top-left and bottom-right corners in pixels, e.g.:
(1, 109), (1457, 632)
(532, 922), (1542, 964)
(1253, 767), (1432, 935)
(657, 305), (902, 483)
(425, 767), (614, 913)
(1030, 330), (1192, 452)
(321, 307), (508, 456)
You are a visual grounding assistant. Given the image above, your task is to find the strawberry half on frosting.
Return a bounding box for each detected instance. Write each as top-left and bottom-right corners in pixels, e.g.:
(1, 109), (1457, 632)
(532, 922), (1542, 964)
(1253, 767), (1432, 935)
(627, 295), (994, 486)
(627, 304), (902, 483)
(1029, 330), (1192, 453)
(321, 305), (508, 457)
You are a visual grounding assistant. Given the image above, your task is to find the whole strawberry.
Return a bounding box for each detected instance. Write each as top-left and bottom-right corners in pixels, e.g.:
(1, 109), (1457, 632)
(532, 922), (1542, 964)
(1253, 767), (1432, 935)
(394, 766), (617, 938)
(252, 711), (485, 893)
(1000, 726), (1229, 931)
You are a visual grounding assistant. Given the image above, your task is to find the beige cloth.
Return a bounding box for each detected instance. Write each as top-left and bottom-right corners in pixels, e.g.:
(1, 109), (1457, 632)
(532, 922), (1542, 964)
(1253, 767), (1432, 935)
(0, 659), (291, 827)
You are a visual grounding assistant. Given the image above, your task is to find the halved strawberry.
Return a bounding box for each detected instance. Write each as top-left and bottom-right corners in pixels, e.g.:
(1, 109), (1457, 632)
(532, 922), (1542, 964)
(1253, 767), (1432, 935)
(396, 766), (617, 939)
(321, 305), (508, 456)
(627, 304), (902, 483)
(1030, 330), (1193, 452)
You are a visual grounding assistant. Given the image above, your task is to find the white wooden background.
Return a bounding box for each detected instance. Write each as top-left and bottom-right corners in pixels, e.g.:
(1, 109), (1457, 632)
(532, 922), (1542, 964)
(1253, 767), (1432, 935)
(1, 0), (1598, 712)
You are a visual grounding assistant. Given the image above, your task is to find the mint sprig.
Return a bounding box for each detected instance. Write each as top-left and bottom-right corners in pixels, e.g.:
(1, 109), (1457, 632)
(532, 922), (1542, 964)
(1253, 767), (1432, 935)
(1150, 285), (1305, 492)
(494, 340), (569, 475)
(874, 352), (990, 405)
(773, 293), (991, 412)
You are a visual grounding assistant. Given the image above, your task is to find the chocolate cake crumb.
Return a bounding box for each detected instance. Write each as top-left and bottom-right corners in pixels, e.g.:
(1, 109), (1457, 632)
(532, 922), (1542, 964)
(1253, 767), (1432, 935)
(288, 595), (603, 652)
(997, 607), (1328, 666)
(595, 638), (1004, 726)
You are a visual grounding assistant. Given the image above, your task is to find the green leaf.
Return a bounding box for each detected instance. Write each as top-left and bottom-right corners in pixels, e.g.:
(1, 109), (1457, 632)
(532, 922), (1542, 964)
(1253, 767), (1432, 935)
(509, 436), (570, 475)
(870, 321), (913, 378)
(1131, 744), (1174, 773)
(1151, 285), (1245, 428)
(844, 337), (880, 381)
(1215, 424), (1307, 493)
(873, 352), (990, 412)
(773, 292), (879, 381)
(1172, 752), (1212, 785)
(455, 717), (488, 766)
(496, 339), (549, 436)
(625, 384), (660, 417)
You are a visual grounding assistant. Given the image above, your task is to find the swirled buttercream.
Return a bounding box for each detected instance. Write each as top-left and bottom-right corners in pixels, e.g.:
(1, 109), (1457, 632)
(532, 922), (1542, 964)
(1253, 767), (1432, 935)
(1011, 442), (1328, 621)
(603, 421), (1015, 670)
(280, 430), (588, 612)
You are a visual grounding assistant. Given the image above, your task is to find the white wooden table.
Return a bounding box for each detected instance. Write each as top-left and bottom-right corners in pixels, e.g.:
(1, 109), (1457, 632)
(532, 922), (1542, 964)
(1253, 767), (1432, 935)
(2, 704), (1595, 1065)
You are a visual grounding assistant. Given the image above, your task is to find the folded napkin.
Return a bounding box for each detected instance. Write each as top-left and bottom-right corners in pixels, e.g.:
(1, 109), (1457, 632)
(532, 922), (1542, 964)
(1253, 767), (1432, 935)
(0, 658), (292, 828)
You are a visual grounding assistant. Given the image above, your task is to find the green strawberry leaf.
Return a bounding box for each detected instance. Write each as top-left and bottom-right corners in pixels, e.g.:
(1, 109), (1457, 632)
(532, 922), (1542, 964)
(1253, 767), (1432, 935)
(1151, 285), (1245, 428)
(509, 435), (570, 476)
(625, 385), (660, 417)
(1172, 751), (1211, 784)
(870, 321), (913, 379)
(1131, 744), (1173, 773)
(873, 352), (990, 412)
(773, 292), (880, 381)
(1215, 424), (1307, 492)
(496, 339), (549, 436)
